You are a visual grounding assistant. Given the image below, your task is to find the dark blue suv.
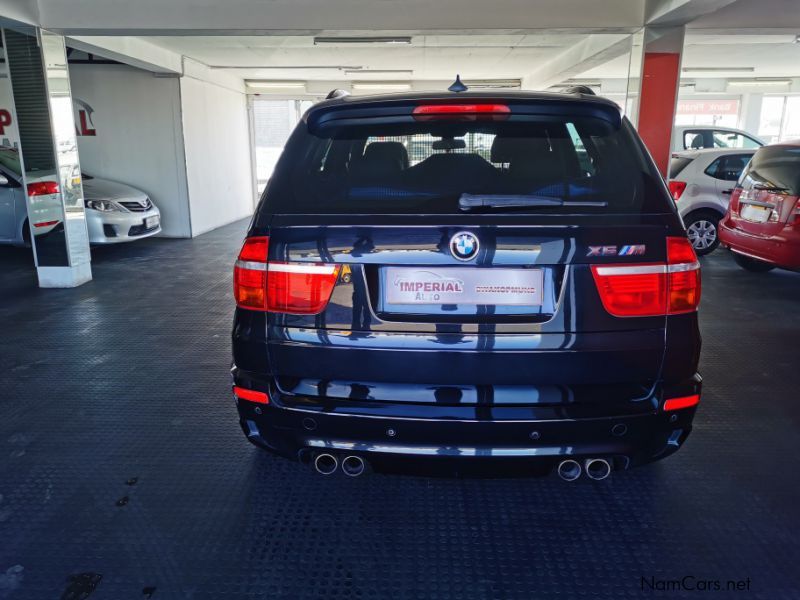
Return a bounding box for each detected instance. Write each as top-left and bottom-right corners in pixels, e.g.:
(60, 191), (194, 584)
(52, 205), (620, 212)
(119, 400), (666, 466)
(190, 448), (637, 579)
(232, 90), (702, 480)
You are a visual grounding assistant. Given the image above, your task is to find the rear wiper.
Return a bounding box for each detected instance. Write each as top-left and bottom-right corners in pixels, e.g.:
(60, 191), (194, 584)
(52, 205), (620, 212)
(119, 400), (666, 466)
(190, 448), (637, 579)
(458, 194), (607, 212)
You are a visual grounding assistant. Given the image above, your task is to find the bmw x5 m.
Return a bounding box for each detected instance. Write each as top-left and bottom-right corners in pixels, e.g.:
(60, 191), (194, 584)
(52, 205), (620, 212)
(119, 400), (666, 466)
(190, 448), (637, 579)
(231, 90), (702, 480)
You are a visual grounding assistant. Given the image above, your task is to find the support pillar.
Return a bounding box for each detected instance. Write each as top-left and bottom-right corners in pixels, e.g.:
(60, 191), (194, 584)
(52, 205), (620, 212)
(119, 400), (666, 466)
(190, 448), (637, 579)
(2, 25), (92, 287)
(630, 26), (685, 179)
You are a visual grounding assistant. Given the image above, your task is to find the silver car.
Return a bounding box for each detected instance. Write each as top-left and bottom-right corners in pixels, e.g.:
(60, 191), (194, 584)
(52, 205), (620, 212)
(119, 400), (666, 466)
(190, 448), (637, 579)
(82, 174), (161, 244)
(668, 148), (756, 255)
(0, 164), (161, 246)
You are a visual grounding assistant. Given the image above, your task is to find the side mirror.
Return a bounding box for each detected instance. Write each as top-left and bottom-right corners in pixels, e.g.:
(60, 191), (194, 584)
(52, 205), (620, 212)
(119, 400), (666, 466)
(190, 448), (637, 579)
(0, 174), (9, 186)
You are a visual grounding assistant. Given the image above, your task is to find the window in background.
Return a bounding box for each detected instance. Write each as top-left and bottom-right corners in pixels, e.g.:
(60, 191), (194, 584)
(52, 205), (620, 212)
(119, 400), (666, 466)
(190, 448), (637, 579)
(758, 96), (785, 143)
(758, 95), (800, 144)
(251, 98), (320, 193)
(784, 96), (800, 140)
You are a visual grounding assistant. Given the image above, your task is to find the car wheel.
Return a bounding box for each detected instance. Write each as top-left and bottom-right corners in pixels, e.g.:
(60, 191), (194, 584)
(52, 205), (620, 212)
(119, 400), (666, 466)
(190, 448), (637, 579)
(684, 211), (720, 256)
(732, 252), (775, 272)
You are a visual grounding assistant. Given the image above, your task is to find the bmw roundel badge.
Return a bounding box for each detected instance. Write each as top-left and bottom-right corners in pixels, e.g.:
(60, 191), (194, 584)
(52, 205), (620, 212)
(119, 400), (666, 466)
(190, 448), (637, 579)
(450, 231), (479, 261)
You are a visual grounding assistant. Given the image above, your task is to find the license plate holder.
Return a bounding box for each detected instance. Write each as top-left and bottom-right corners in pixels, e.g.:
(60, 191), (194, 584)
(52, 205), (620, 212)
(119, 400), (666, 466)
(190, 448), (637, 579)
(144, 216), (159, 229)
(384, 267), (543, 306)
(740, 204), (770, 223)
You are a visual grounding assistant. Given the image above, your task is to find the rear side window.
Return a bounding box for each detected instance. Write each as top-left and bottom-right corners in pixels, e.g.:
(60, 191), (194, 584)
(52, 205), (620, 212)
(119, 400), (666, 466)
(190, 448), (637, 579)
(713, 131), (761, 149)
(265, 110), (667, 215)
(704, 154), (752, 181)
(684, 131), (706, 150)
(740, 146), (800, 194)
(670, 156), (694, 178)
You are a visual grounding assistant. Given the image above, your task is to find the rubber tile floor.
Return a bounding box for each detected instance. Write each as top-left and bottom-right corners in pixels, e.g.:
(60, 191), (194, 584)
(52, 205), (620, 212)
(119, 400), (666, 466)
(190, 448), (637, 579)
(0, 219), (798, 600)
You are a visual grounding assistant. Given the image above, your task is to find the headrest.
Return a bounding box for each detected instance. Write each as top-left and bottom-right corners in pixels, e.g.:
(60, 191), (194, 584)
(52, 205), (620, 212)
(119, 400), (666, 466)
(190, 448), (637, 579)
(362, 141), (409, 170)
(490, 136), (552, 163)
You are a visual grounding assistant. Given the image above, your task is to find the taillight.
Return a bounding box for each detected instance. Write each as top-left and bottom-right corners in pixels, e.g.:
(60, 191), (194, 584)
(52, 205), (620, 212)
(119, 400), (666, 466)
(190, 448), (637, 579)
(265, 262), (341, 314)
(412, 103), (510, 121)
(233, 385), (269, 404)
(233, 236), (341, 314)
(665, 237), (702, 314)
(668, 180), (687, 201)
(790, 197), (800, 226)
(663, 394), (700, 411)
(33, 220), (60, 228)
(27, 181), (59, 196)
(591, 236), (700, 317)
(234, 236), (269, 310)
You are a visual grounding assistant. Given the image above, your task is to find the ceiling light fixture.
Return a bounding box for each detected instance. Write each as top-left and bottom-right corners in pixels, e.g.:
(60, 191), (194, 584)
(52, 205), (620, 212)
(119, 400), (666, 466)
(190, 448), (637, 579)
(727, 79), (791, 87)
(344, 69), (413, 77)
(210, 65), (362, 71)
(463, 79), (522, 89)
(352, 82), (412, 91)
(682, 67), (755, 73)
(314, 36), (412, 45)
(246, 81), (307, 90)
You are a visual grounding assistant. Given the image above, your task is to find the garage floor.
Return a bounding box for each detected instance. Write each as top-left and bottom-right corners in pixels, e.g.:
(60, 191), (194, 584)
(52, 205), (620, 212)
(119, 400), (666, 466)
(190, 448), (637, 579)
(0, 219), (798, 599)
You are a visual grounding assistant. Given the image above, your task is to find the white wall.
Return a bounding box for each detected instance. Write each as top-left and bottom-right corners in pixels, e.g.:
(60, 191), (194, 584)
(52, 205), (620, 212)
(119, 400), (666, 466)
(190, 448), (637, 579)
(180, 62), (254, 237)
(69, 63), (192, 237)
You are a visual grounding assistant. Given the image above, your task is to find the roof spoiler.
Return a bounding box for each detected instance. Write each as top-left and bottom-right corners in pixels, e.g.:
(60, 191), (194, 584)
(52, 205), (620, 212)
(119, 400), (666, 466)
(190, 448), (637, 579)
(563, 85), (596, 96)
(326, 89), (350, 100)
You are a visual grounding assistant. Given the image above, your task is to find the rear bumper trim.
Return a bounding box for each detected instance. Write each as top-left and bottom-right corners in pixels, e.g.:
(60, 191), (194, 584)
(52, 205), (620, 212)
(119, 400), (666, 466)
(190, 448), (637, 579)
(307, 439), (592, 457)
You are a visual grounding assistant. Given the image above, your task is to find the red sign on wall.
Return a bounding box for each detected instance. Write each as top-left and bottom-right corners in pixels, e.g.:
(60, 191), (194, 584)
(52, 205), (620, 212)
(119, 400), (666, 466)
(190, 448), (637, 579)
(0, 109), (11, 135)
(677, 99), (740, 116)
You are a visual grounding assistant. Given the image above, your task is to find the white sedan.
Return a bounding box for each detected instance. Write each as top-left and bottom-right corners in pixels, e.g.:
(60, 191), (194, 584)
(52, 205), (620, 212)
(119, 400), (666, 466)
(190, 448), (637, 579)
(82, 174), (161, 244)
(1, 153), (161, 246)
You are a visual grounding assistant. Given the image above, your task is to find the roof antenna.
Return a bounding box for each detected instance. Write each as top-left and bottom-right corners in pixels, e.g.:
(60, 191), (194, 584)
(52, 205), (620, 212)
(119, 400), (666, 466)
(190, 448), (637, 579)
(448, 74), (468, 93)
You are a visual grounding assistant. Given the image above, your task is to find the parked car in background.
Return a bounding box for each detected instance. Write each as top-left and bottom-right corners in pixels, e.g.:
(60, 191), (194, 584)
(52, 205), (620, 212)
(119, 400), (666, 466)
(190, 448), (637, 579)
(672, 126), (764, 153)
(719, 141), (800, 272)
(82, 174), (161, 244)
(0, 152), (161, 246)
(669, 148), (756, 255)
(0, 147), (62, 245)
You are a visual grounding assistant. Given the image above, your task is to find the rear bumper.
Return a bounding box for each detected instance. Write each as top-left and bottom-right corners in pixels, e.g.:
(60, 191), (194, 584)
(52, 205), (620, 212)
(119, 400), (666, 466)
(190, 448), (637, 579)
(233, 376), (701, 472)
(719, 219), (800, 269)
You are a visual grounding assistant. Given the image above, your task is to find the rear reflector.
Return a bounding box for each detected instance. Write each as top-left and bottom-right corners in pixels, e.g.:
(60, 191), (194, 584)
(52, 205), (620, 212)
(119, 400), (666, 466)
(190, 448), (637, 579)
(663, 394), (700, 411)
(233, 236), (341, 314)
(412, 104), (510, 121)
(668, 180), (687, 201)
(591, 236), (701, 317)
(233, 386), (269, 404)
(27, 181), (59, 196)
(33, 220), (60, 228)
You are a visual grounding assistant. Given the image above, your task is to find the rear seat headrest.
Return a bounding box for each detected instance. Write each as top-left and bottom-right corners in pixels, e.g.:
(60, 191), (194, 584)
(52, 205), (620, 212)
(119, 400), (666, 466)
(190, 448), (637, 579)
(490, 136), (552, 163)
(362, 141), (409, 170)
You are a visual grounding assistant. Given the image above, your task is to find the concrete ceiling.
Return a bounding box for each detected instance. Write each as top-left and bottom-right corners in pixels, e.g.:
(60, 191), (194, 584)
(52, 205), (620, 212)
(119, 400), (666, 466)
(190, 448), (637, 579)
(145, 33), (594, 83)
(22, 0), (794, 93)
(140, 29), (800, 86)
(582, 32), (800, 79)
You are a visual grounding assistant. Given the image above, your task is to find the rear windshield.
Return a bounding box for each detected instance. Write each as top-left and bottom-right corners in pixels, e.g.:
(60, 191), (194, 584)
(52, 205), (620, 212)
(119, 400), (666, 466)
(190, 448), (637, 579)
(741, 145), (800, 195)
(263, 112), (667, 215)
(669, 156), (693, 178)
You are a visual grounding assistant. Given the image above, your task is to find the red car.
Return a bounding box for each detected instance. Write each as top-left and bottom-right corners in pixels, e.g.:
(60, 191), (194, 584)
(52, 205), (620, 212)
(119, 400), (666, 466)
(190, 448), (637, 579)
(719, 141), (800, 272)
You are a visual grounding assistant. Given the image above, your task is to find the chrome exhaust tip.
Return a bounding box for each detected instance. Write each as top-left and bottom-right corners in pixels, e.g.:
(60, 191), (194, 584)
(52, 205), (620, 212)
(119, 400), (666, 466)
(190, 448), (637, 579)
(341, 455), (366, 477)
(313, 453), (338, 475)
(557, 459), (582, 481)
(584, 458), (612, 481)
